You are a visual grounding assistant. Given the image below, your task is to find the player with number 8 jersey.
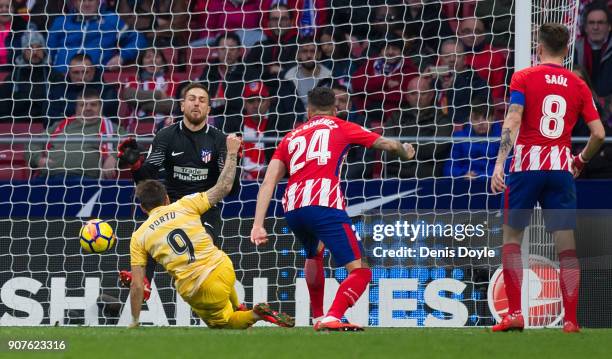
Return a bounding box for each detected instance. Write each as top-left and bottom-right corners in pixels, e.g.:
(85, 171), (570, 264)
(507, 63), (598, 172)
(490, 23), (605, 333)
(250, 87), (415, 331)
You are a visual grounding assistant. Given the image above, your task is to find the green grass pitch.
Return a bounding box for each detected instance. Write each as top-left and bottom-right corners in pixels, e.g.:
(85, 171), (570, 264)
(1, 327), (611, 359)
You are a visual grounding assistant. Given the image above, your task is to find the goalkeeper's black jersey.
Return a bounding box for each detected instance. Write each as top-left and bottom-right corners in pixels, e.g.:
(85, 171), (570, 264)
(134, 121), (239, 201)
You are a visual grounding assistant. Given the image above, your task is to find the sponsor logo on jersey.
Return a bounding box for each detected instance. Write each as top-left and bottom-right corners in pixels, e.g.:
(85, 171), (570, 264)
(173, 166), (209, 181)
(201, 149), (212, 163)
(487, 255), (563, 327)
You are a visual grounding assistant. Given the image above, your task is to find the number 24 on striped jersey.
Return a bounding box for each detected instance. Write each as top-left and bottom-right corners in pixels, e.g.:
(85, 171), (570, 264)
(288, 129), (332, 175)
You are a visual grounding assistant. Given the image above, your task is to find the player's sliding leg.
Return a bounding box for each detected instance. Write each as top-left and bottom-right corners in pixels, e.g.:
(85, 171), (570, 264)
(196, 302), (294, 329)
(228, 304), (298, 328)
(194, 301), (258, 329)
(304, 242), (325, 323)
(554, 229), (580, 333)
(253, 303), (295, 327)
(228, 284), (247, 311)
(226, 303), (295, 329)
(492, 224), (526, 332)
(315, 258), (370, 332)
(192, 255), (294, 329)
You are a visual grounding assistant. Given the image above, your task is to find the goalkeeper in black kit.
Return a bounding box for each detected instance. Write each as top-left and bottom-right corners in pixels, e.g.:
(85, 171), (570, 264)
(117, 83), (240, 300)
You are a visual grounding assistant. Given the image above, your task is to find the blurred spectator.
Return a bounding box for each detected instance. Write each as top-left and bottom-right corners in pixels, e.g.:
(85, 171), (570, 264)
(333, 82), (375, 179)
(475, 0), (514, 48)
(443, 98), (502, 179)
(0, 0), (30, 71)
(27, 88), (124, 179)
(402, 0), (453, 51)
(432, 39), (489, 125)
(333, 81), (359, 122)
(120, 48), (177, 132)
(368, 2), (405, 53)
(352, 35), (418, 123)
(384, 76), (452, 178)
(241, 80), (303, 179)
(198, 32), (257, 132)
(48, 54), (119, 125)
(263, 0), (329, 37)
(330, 0), (372, 37)
(571, 65), (612, 178)
(268, 81), (306, 132)
(575, 1), (612, 96)
(47, 0), (147, 73)
(241, 81), (273, 180)
(402, 30), (437, 73)
(190, 0), (262, 46)
(10, 0), (30, 18)
(457, 18), (508, 100)
(318, 27), (354, 84)
(332, 80), (369, 128)
(112, 0), (190, 59)
(0, 31), (61, 124)
(245, 4), (298, 91)
(15, 0), (64, 34)
(282, 36), (332, 108)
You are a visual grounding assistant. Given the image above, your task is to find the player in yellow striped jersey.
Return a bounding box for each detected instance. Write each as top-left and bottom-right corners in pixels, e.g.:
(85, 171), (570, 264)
(128, 134), (294, 329)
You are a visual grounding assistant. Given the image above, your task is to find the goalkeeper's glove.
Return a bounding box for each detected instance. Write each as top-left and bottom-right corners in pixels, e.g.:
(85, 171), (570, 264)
(119, 270), (152, 302)
(117, 137), (143, 171)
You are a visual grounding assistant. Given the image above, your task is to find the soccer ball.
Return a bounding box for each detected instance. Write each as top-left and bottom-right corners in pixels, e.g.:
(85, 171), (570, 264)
(79, 219), (116, 253)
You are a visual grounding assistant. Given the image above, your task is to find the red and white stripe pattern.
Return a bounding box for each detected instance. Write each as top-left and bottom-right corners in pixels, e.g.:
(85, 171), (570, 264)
(241, 116), (268, 180)
(282, 178), (345, 212)
(510, 144), (573, 172)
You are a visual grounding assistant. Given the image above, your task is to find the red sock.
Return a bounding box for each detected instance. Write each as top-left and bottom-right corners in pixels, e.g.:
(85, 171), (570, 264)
(559, 249), (580, 324)
(502, 243), (523, 315)
(305, 249), (325, 319)
(327, 268), (371, 320)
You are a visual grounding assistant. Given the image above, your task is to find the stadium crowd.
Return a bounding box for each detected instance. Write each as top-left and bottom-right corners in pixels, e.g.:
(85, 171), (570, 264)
(0, 0), (611, 180)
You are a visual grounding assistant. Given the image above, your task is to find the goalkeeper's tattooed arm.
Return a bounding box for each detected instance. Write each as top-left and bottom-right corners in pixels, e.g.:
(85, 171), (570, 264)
(128, 265), (146, 328)
(372, 136), (415, 161)
(206, 134), (243, 206)
(491, 104), (523, 193)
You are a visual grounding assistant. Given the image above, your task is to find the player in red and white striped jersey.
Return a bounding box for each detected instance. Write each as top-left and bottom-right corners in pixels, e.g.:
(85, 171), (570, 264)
(250, 87), (415, 331)
(491, 23), (606, 333)
(276, 114), (376, 212)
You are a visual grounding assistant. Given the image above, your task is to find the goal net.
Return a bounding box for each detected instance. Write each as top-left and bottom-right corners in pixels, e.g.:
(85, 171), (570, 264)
(0, 0), (597, 328)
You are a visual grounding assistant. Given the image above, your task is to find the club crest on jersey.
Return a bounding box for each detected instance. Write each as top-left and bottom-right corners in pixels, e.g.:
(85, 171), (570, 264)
(201, 149), (212, 163)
